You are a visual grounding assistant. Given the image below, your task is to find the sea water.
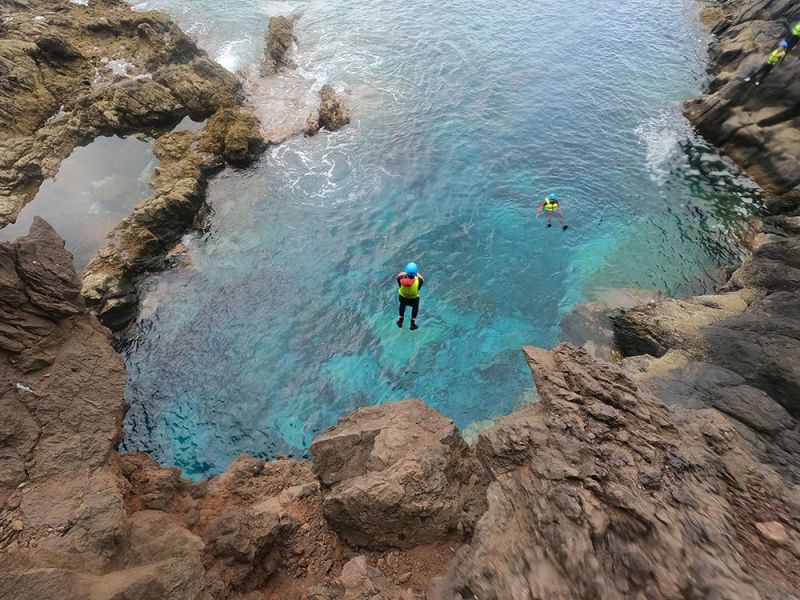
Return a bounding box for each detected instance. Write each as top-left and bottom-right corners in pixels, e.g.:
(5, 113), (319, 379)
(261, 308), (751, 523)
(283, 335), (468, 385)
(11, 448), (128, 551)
(122, 0), (761, 478)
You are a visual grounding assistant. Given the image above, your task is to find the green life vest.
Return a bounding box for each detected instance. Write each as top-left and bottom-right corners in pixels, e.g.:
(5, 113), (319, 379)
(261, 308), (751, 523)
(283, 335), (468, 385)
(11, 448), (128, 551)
(399, 276), (420, 298)
(793, 22), (800, 36)
(544, 198), (560, 212)
(768, 48), (786, 65)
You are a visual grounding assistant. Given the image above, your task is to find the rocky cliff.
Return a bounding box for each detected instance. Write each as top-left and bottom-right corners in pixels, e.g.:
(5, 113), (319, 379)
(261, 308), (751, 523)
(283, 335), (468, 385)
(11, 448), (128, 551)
(588, 0), (800, 484)
(1, 222), (798, 599)
(685, 0), (800, 196)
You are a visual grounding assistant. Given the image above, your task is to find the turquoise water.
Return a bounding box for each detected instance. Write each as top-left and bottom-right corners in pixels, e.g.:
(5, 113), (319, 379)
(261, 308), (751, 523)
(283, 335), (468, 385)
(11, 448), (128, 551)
(122, 0), (761, 478)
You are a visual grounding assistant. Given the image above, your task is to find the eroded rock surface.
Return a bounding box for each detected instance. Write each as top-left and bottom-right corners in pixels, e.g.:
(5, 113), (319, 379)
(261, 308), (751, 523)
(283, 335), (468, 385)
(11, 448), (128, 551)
(0, 0), (266, 332)
(435, 344), (800, 599)
(312, 399), (483, 550)
(685, 0), (800, 196)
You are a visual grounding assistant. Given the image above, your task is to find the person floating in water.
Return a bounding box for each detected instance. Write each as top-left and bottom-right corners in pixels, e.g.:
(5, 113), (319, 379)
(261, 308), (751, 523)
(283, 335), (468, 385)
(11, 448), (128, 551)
(536, 193), (568, 230)
(396, 262), (424, 330)
(744, 41), (788, 86)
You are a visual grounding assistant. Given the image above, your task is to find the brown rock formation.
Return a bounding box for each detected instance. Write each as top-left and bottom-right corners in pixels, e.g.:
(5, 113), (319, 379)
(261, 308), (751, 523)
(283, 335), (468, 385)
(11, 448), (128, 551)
(434, 344), (800, 599)
(610, 193), (800, 481)
(0, 0), (267, 332)
(311, 399), (484, 550)
(2, 224), (798, 598)
(262, 16), (297, 76)
(685, 0), (800, 196)
(305, 85), (351, 135)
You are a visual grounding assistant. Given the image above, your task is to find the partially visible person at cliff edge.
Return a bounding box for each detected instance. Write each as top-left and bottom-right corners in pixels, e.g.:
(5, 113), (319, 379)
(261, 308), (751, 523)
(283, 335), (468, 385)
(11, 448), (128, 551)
(744, 41), (788, 86)
(536, 193), (568, 230)
(786, 21), (800, 50)
(396, 262), (424, 330)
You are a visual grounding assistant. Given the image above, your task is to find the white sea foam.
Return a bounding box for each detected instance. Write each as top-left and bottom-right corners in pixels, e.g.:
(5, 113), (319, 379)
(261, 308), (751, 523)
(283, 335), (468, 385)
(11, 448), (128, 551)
(214, 39), (250, 73)
(634, 109), (690, 185)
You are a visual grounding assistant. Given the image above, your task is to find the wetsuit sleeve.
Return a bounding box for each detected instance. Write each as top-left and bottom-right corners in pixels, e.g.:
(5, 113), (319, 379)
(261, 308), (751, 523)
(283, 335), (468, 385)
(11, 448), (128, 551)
(417, 274), (425, 289)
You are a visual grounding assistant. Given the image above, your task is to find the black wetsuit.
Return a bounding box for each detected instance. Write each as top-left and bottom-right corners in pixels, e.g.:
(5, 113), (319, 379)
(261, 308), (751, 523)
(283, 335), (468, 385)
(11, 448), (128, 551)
(397, 273), (424, 320)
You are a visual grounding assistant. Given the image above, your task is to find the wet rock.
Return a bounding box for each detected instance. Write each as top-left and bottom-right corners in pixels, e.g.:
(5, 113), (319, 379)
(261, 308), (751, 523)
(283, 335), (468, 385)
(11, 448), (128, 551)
(318, 85), (351, 131)
(435, 344), (800, 599)
(311, 399), (475, 549)
(305, 85), (351, 135)
(685, 0), (800, 196)
(34, 36), (82, 64)
(262, 16), (296, 76)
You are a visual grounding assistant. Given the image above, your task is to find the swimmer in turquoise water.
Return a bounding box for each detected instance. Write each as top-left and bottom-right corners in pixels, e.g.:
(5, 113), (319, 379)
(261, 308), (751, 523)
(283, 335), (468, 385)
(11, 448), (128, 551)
(536, 193), (568, 230)
(396, 262), (424, 330)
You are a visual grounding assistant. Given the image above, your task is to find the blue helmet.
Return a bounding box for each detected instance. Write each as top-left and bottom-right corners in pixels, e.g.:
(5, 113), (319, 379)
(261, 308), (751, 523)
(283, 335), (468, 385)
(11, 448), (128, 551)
(780, 40), (789, 48)
(548, 193), (558, 200)
(405, 262), (418, 276)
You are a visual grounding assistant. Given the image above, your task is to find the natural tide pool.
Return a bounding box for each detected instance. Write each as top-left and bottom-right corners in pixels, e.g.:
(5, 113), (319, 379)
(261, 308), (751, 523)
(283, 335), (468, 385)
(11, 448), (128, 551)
(0, 135), (156, 272)
(122, 0), (761, 478)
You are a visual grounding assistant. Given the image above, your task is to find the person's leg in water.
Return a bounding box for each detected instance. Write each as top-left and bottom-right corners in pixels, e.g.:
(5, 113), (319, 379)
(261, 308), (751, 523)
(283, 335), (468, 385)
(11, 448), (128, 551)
(553, 210), (568, 230)
(546, 213), (552, 227)
(397, 296), (408, 327)
(409, 297), (420, 330)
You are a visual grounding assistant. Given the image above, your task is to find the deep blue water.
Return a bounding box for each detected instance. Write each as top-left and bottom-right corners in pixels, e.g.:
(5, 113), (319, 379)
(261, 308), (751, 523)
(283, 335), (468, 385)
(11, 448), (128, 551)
(122, 0), (761, 478)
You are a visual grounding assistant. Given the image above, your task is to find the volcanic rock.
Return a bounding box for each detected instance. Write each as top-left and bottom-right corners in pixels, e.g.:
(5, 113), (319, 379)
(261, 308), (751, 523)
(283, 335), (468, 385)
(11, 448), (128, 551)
(262, 16), (297, 76)
(434, 344), (800, 599)
(311, 399), (479, 549)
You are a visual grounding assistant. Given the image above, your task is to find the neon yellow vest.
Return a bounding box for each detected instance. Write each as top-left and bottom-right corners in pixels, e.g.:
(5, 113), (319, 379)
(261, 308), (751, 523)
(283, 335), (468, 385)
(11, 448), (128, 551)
(793, 22), (800, 35)
(399, 276), (420, 299)
(768, 48), (786, 65)
(544, 199), (560, 212)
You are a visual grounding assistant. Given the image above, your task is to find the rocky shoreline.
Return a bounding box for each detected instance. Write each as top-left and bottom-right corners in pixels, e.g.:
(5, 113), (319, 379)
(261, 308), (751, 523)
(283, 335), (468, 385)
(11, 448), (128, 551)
(1, 221), (798, 599)
(0, 0), (799, 598)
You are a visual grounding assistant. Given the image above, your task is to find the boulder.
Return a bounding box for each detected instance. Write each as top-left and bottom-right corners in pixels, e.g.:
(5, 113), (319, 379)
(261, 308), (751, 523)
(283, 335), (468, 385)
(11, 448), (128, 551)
(306, 85), (351, 135)
(311, 399), (475, 549)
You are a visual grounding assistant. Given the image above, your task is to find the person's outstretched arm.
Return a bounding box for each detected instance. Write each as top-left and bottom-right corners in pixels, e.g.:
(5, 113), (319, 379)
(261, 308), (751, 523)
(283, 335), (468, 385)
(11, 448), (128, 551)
(535, 203), (544, 218)
(417, 274), (425, 289)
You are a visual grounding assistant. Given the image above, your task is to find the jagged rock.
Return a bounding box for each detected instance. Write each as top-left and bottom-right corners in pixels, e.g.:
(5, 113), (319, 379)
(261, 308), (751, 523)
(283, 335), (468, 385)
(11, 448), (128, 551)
(318, 85), (351, 131)
(621, 350), (800, 481)
(434, 344), (800, 599)
(311, 399), (476, 549)
(306, 85), (351, 135)
(262, 16), (296, 76)
(685, 0), (800, 196)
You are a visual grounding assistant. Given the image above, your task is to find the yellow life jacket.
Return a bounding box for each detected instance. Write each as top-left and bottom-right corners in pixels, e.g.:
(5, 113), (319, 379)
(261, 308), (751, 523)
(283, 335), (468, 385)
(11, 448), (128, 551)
(793, 22), (800, 36)
(398, 276), (420, 298)
(768, 48), (786, 65)
(543, 198), (560, 212)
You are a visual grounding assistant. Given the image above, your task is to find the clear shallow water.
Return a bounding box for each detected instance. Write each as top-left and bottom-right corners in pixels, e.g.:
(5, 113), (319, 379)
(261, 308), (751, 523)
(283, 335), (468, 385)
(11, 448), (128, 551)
(122, 0), (761, 478)
(0, 136), (156, 272)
